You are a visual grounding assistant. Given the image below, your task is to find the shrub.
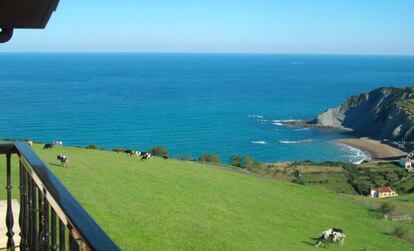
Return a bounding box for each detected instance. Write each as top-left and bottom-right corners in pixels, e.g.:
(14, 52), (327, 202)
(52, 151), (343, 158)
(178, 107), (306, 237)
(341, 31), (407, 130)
(150, 146), (168, 157)
(199, 154), (221, 164)
(378, 202), (395, 216)
(113, 147), (125, 153)
(292, 178), (305, 185)
(390, 226), (408, 239)
(293, 169), (302, 178)
(229, 155), (241, 167)
(86, 144), (98, 149)
(240, 156), (256, 169)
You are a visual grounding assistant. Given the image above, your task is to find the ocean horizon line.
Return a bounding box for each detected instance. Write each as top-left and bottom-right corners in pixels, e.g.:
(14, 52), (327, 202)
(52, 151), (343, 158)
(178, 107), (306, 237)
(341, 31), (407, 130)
(1, 51), (414, 57)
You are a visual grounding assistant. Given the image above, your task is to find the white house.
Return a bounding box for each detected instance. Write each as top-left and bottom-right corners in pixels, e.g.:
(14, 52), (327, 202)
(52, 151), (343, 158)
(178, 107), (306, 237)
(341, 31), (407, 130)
(370, 187), (398, 198)
(399, 157), (414, 172)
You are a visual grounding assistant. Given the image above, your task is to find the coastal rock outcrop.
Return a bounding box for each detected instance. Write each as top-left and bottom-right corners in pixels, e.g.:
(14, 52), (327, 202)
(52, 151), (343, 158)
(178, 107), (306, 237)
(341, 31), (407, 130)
(311, 87), (414, 141)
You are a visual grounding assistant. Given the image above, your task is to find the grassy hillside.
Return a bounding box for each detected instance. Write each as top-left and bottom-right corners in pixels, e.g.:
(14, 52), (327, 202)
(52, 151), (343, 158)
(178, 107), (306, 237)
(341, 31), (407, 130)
(396, 87), (414, 115)
(1, 144), (413, 250)
(249, 161), (414, 195)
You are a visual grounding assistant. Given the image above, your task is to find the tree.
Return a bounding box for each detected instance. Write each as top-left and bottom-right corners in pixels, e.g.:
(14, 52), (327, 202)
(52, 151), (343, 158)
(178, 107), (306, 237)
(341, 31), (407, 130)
(86, 144), (98, 149)
(378, 202), (395, 217)
(150, 146), (168, 157)
(293, 169), (302, 178)
(292, 178), (305, 185)
(240, 156), (256, 169)
(229, 155), (241, 167)
(390, 226), (408, 239)
(199, 154), (221, 164)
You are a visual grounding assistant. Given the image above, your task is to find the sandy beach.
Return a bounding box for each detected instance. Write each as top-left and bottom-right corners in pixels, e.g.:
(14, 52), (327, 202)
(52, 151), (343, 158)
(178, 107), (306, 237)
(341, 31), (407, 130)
(338, 138), (407, 160)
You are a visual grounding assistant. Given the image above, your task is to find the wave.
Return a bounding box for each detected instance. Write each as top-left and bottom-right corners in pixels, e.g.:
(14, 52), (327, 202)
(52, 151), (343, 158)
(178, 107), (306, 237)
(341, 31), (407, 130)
(339, 144), (372, 165)
(272, 119), (301, 126)
(251, 141), (267, 145)
(294, 128), (310, 131)
(248, 115), (264, 119)
(279, 139), (316, 144)
(272, 119), (301, 123)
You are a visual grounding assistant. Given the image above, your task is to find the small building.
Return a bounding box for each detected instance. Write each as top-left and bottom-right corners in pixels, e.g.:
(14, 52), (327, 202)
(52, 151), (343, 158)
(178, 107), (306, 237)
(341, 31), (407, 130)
(370, 187), (398, 198)
(399, 157), (414, 172)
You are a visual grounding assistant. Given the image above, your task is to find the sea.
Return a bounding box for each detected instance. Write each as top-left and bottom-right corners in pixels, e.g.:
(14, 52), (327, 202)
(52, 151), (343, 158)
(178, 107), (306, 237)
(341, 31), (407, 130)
(1, 53), (414, 163)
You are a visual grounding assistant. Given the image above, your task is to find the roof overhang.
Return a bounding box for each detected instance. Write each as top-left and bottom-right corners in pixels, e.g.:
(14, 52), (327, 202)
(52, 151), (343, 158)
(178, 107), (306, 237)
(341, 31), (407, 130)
(0, 0), (60, 43)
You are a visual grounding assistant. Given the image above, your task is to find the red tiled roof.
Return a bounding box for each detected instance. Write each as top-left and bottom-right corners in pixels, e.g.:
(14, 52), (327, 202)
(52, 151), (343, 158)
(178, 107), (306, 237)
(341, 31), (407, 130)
(378, 187), (393, 193)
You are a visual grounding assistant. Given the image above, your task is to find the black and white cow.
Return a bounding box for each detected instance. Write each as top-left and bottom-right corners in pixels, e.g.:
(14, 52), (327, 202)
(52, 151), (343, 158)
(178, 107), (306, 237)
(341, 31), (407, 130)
(315, 228), (346, 247)
(125, 150), (140, 157)
(140, 152), (152, 160)
(53, 140), (63, 146)
(113, 148), (125, 153)
(44, 143), (54, 149)
(57, 155), (69, 167)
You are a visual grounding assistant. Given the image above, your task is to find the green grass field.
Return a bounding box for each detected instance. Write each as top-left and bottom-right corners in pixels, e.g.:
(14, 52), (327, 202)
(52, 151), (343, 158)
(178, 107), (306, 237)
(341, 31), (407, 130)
(1, 144), (413, 250)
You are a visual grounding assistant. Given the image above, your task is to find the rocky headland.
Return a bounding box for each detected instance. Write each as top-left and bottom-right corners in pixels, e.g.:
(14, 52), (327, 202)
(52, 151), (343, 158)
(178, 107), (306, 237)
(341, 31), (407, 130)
(282, 86), (414, 157)
(311, 86), (414, 141)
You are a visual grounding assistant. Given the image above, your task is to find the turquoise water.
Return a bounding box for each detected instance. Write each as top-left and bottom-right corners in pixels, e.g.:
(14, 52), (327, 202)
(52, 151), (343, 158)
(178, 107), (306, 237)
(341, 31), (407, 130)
(1, 53), (414, 162)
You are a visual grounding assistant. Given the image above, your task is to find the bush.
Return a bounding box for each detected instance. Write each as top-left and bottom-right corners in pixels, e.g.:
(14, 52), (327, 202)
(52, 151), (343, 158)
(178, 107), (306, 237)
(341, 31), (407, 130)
(240, 156), (256, 169)
(390, 226), (408, 239)
(150, 146), (168, 157)
(113, 147), (125, 153)
(199, 154), (221, 164)
(86, 144), (98, 149)
(292, 178), (305, 185)
(293, 169), (302, 178)
(229, 155), (241, 167)
(378, 202), (395, 216)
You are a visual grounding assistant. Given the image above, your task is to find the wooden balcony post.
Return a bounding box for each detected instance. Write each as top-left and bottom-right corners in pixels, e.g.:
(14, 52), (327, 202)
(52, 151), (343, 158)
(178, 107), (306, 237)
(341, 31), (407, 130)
(19, 161), (30, 250)
(6, 153), (15, 248)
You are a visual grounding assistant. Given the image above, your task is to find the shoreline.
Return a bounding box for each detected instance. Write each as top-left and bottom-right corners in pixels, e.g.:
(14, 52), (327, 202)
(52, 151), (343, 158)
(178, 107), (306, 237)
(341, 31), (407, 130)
(337, 138), (407, 160)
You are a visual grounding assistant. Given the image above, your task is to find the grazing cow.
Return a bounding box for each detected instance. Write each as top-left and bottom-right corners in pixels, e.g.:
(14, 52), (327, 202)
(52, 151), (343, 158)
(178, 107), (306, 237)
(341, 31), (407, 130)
(53, 140), (63, 146)
(162, 155), (168, 160)
(44, 143), (54, 149)
(315, 228), (346, 247)
(141, 152), (152, 160)
(113, 148), (124, 153)
(125, 150), (140, 156)
(26, 140), (33, 146)
(57, 155), (69, 167)
(124, 149), (133, 155)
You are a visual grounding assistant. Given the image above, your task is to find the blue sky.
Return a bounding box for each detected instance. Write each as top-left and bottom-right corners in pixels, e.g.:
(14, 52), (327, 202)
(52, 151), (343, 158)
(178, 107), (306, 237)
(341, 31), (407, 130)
(2, 0), (414, 54)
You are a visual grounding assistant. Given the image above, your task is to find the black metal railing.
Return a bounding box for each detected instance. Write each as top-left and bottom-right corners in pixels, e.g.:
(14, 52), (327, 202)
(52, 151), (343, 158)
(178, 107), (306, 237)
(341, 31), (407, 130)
(0, 142), (119, 251)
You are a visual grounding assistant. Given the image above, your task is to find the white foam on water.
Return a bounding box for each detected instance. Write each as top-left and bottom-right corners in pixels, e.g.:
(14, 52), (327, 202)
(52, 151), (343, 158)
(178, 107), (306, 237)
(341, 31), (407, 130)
(248, 115), (264, 119)
(279, 139), (316, 144)
(251, 141), (267, 145)
(271, 119), (302, 126)
(272, 119), (301, 123)
(337, 143), (372, 165)
(294, 128), (310, 131)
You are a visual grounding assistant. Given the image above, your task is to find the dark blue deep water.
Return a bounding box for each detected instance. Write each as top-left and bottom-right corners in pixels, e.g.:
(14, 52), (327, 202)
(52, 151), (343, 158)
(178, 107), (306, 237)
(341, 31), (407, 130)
(1, 53), (414, 162)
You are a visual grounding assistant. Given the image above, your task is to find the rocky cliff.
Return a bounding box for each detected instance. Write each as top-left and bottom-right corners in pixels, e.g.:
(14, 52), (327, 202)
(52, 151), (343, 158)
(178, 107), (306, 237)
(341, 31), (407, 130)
(312, 87), (414, 141)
